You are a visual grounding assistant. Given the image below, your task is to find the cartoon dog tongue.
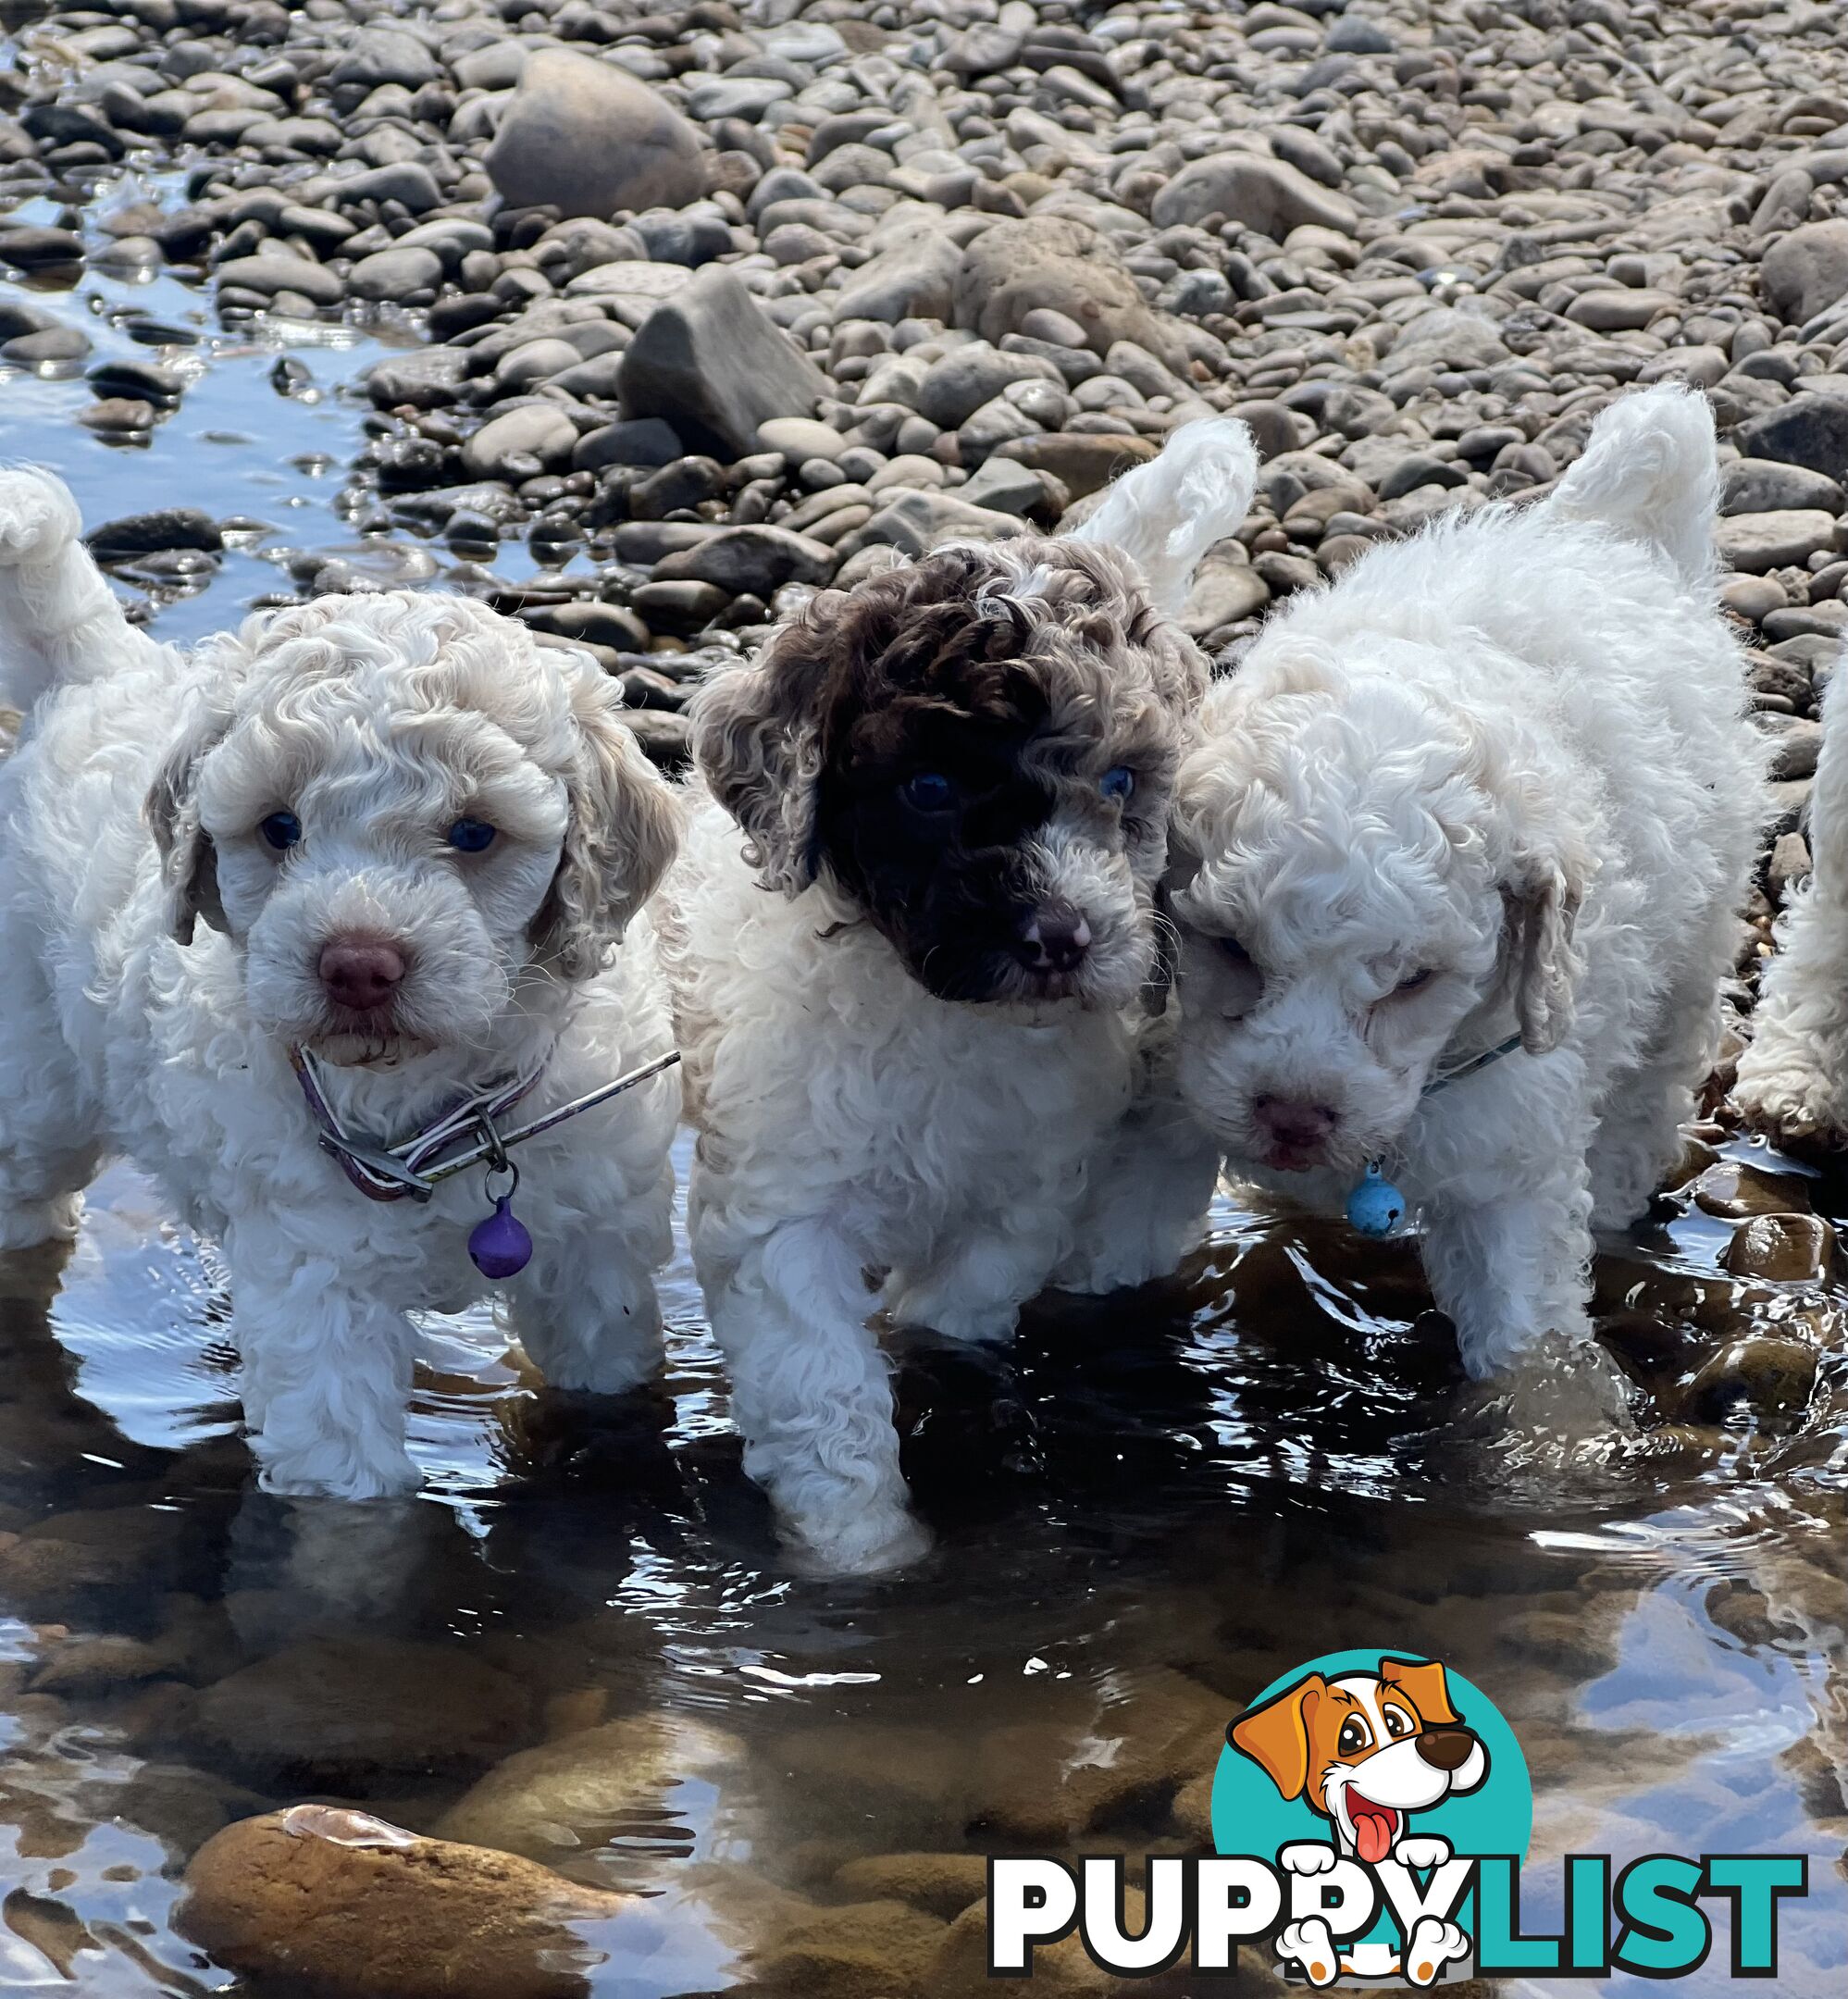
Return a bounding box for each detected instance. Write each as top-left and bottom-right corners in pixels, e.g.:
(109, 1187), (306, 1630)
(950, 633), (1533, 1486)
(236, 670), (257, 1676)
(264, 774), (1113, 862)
(1348, 1796), (1397, 1864)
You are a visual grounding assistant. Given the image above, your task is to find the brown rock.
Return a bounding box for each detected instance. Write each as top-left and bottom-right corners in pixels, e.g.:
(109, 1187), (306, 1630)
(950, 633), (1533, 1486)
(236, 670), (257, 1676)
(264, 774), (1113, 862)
(435, 1714), (742, 1861)
(833, 1851), (990, 1920)
(935, 1889), (1147, 1998)
(1690, 1335), (1819, 1422)
(179, 1807), (645, 1999)
(967, 1669), (1228, 1843)
(1722, 1212), (1837, 1283)
(995, 430), (1159, 499)
(1693, 1161), (1813, 1221)
(188, 1638), (530, 1791)
(485, 51), (703, 219)
(748, 1895), (948, 1999)
(954, 217), (1190, 374)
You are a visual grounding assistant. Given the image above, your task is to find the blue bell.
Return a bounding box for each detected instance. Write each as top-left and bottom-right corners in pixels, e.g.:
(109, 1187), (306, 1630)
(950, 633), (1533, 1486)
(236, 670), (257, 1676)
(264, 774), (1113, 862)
(1346, 1161), (1407, 1238)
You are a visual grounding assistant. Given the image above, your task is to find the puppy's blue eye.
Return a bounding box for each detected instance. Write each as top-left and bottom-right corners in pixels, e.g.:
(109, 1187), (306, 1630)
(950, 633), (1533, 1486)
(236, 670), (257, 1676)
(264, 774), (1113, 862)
(258, 811), (301, 851)
(900, 772), (956, 813)
(446, 818), (498, 853)
(1100, 765), (1135, 801)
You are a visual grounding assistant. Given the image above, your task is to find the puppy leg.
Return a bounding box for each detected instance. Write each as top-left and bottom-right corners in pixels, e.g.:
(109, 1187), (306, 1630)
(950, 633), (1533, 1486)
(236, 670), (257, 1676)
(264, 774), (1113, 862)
(1590, 1000), (1721, 1223)
(1422, 1163), (1630, 1428)
(1737, 664), (1848, 1145)
(0, 955), (98, 1248)
(701, 1215), (927, 1575)
(507, 1231), (667, 1391)
(507, 1211), (668, 1396)
(1421, 1162), (1596, 1374)
(229, 1240), (421, 1499)
(1053, 1106), (1222, 1295)
(887, 1211), (1066, 1345)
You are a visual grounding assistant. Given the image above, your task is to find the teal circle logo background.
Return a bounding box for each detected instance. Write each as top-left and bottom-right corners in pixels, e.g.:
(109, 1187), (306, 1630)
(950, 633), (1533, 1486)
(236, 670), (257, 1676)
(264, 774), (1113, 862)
(1211, 1649), (1532, 1866)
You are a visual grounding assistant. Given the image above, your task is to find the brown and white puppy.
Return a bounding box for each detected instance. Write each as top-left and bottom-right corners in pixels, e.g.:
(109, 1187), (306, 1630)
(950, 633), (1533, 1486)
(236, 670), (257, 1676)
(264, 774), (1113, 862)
(655, 420), (1259, 1574)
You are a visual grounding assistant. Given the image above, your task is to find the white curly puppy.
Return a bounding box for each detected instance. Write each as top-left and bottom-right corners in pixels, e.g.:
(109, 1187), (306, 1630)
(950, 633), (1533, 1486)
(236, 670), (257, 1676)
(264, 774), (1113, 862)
(0, 468), (681, 1499)
(657, 421), (1255, 1573)
(1163, 386), (1763, 1397)
(1734, 661), (1848, 1146)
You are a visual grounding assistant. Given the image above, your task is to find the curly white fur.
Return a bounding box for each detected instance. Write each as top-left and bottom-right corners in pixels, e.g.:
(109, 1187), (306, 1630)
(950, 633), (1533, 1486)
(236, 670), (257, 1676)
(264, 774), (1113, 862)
(1734, 652), (1848, 1144)
(0, 467), (682, 1499)
(1159, 386), (1765, 1381)
(658, 419), (1256, 1574)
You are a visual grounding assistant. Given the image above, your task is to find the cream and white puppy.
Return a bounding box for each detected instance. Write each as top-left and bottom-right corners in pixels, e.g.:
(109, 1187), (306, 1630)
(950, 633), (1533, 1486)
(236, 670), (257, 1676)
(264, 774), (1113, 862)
(1163, 387), (1763, 1397)
(0, 468), (681, 1500)
(657, 422), (1256, 1574)
(1735, 656), (1848, 1145)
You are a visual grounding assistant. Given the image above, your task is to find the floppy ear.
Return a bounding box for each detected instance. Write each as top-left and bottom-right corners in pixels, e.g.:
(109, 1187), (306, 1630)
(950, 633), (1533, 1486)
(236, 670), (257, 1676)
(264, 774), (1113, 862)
(1379, 1658), (1459, 1728)
(143, 692), (234, 945)
(528, 660), (681, 980)
(1229, 1673), (1325, 1803)
(1502, 846), (1589, 1055)
(690, 613), (835, 896)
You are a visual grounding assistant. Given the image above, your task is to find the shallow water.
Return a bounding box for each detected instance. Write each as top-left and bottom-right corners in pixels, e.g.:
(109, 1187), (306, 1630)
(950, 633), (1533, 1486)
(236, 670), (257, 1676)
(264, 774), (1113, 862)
(3, 180), (1848, 1999)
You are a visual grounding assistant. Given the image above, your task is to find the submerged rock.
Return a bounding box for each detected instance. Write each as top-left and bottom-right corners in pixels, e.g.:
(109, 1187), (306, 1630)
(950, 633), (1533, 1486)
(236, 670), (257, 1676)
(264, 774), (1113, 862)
(180, 1807), (648, 1999)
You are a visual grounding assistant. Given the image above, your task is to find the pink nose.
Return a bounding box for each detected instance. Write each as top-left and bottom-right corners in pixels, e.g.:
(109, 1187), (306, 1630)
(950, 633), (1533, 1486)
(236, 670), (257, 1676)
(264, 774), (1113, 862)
(1253, 1095), (1338, 1153)
(318, 938), (406, 1015)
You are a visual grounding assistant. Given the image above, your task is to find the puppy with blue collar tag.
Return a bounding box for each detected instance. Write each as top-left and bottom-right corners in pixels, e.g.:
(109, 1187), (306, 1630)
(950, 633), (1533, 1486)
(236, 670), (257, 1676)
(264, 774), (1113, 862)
(1160, 386), (1764, 1420)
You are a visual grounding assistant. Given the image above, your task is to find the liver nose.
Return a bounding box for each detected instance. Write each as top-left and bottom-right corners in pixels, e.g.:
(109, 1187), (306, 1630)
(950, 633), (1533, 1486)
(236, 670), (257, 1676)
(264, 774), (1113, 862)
(1253, 1095), (1338, 1149)
(1416, 1728), (1478, 1771)
(1016, 903), (1092, 975)
(318, 938), (405, 1015)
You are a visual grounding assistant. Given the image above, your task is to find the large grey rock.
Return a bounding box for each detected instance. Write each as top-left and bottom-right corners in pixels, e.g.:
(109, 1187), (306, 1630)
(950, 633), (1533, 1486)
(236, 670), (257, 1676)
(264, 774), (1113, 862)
(1716, 509), (1838, 572)
(1378, 307), (1511, 380)
(215, 255), (344, 306)
(833, 227), (965, 324)
(485, 51), (704, 220)
(461, 405), (579, 479)
(617, 268), (827, 460)
(859, 489), (1028, 554)
(652, 526), (836, 596)
(1734, 395), (1848, 481)
(953, 217), (1191, 375)
(329, 29), (436, 94)
(1150, 152), (1358, 237)
(1761, 220), (1848, 325)
(366, 346), (469, 410)
(1721, 459), (1846, 516)
(915, 346), (1061, 430)
(347, 247), (443, 304)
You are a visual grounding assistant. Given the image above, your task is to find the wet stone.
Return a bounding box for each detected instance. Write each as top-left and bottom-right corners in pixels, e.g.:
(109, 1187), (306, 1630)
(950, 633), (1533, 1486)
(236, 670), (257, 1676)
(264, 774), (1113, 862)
(1722, 1212), (1837, 1284)
(180, 1807), (647, 1999)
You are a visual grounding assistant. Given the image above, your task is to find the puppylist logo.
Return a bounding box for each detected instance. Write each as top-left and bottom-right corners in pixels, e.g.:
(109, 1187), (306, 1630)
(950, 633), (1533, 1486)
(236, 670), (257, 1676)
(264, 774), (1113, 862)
(988, 1649), (1806, 1987)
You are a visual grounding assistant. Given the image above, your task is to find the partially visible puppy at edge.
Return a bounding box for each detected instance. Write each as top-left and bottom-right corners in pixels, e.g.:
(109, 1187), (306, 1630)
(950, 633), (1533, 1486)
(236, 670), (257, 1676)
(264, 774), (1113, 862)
(1734, 655), (1848, 1147)
(656, 418), (1257, 1575)
(0, 467), (682, 1502)
(1159, 384), (1765, 1431)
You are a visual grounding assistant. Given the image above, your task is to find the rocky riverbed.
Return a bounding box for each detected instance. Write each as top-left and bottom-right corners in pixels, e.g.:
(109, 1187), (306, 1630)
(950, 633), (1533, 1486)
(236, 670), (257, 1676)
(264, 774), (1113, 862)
(6, 1), (1848, 1995)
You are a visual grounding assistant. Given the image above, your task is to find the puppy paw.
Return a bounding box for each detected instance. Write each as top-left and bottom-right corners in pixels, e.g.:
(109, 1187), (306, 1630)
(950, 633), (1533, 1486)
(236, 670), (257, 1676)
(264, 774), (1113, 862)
(1279, 1842), (1338, 1877)
(254, 1442), (421, 1502)
(1393, 1834), (1452, 1870)
(1404, 1916), (1470, 1987)
(785, 1502), (932, 1578)
(1276, 1918), (1340, 1988)
(0, 1193), (82, 1251)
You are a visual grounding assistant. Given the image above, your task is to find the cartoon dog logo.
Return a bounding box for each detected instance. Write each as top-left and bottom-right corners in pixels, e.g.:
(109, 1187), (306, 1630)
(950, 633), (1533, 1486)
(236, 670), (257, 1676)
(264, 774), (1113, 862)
(1230, 1656), (1488, 1987)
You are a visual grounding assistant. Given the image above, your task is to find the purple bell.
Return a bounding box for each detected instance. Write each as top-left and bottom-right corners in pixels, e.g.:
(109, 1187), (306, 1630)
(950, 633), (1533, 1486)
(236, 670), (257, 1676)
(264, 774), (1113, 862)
(469, 1195), (533, 1280)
